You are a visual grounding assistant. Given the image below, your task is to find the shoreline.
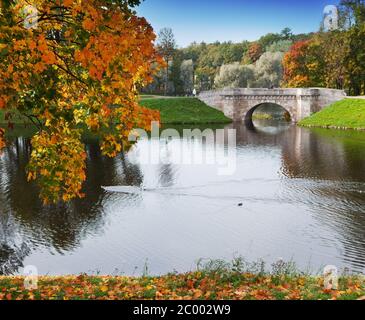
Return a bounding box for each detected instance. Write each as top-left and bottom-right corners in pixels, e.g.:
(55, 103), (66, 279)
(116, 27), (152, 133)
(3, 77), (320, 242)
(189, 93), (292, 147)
(0, 273), (364, 300)
(299, 124), (365, 131)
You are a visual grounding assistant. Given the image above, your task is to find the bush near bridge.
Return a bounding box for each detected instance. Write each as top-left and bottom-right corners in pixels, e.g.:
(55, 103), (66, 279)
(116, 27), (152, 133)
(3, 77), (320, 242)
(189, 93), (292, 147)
(299, 99), (365, 130)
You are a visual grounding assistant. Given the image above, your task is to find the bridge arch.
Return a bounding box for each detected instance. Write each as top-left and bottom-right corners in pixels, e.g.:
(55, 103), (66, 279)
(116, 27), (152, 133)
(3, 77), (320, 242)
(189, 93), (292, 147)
(244, 102), (292, 123)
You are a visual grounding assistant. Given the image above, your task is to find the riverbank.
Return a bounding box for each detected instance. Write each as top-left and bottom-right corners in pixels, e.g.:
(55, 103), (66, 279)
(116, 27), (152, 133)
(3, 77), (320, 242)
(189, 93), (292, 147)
(140, 97), (232, 124)
(0, 272), (364, 300)
(299, 99), (365, 130)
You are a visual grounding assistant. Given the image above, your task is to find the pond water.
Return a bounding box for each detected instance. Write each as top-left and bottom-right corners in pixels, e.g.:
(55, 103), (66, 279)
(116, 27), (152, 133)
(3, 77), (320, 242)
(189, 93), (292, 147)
(1, 120), (365, 275)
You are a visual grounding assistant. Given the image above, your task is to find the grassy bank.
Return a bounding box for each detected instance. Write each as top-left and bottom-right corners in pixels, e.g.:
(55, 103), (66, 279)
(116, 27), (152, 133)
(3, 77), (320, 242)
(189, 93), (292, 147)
(140, 97), (232, 124)
(299, 99), (365, 130)
(1, 97), (231, 126)
(0, 272), (364, 300)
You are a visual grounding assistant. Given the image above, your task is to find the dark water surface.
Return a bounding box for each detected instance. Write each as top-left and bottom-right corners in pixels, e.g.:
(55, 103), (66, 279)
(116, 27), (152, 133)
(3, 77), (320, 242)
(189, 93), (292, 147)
(1, 121), (365, 275)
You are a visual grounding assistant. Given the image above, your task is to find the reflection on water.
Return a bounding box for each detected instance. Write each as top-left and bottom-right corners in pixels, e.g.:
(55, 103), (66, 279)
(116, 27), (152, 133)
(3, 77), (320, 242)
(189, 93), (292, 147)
(1, 121), (365, 275)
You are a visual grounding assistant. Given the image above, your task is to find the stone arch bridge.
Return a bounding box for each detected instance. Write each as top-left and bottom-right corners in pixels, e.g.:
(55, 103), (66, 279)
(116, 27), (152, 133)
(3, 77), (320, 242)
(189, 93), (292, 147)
(198, 88), (346, 122)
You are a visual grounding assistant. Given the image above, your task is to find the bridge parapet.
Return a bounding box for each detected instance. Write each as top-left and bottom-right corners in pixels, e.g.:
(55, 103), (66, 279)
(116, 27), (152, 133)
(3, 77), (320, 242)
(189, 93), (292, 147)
(198, 88), (346, 122)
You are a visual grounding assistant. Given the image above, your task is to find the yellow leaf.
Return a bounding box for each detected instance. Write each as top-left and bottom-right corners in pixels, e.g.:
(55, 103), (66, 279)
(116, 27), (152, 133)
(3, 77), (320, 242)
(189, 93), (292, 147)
(100, 286), (108, 293)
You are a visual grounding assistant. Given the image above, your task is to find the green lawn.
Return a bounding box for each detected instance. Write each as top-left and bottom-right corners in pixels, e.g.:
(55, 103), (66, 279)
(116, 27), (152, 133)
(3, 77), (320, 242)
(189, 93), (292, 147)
(140, 97), (232, 124)
(299, 99), (365, 130)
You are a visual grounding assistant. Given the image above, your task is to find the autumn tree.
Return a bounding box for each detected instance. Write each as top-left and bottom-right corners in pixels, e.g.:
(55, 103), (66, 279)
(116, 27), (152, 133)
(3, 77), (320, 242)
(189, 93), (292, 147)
(345, 24), (365, 95)
(0, 0), (162, 203)
(282, 40), (325, 87)
(339, 0), (365, 94)
(243, 42), (263, 64)
(318, 31), (349, 90)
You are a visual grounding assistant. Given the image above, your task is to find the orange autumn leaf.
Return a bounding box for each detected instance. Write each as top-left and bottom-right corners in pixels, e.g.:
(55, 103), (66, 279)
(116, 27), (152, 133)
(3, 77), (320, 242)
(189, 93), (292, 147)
(82, 18), (96, 31)
(63, 0), (73, 6)
(0, 128), (6, 151)
(41, 51), (57, 65)
(0, 97), (6, 109)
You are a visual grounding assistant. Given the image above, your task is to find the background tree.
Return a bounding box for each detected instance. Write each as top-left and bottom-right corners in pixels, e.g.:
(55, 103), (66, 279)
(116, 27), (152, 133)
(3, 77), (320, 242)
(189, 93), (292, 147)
(157, 28), (177, 95)
(345, 24), (365, 95)
(257, 33), (282, 50)
(214, 63), (255, 88)
(180, 60), (194, 94)
(254, 52), (284, 88)
(318, 31), (349, 89)
(339, 0), (365, 27)
(181, 42), (201, 65)
(0, 0), (162, 203)
(169, 49), (184, 95)
(280, 27), (294, 40)
(283, 41), (317, 87)
(266, 40), (293, 53)
(243, 42), (263, 64)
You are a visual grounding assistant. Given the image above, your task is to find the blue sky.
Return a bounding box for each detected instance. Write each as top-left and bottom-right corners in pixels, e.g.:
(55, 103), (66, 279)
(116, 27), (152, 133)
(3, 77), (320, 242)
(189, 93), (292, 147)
(137, 0), (340, 47)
